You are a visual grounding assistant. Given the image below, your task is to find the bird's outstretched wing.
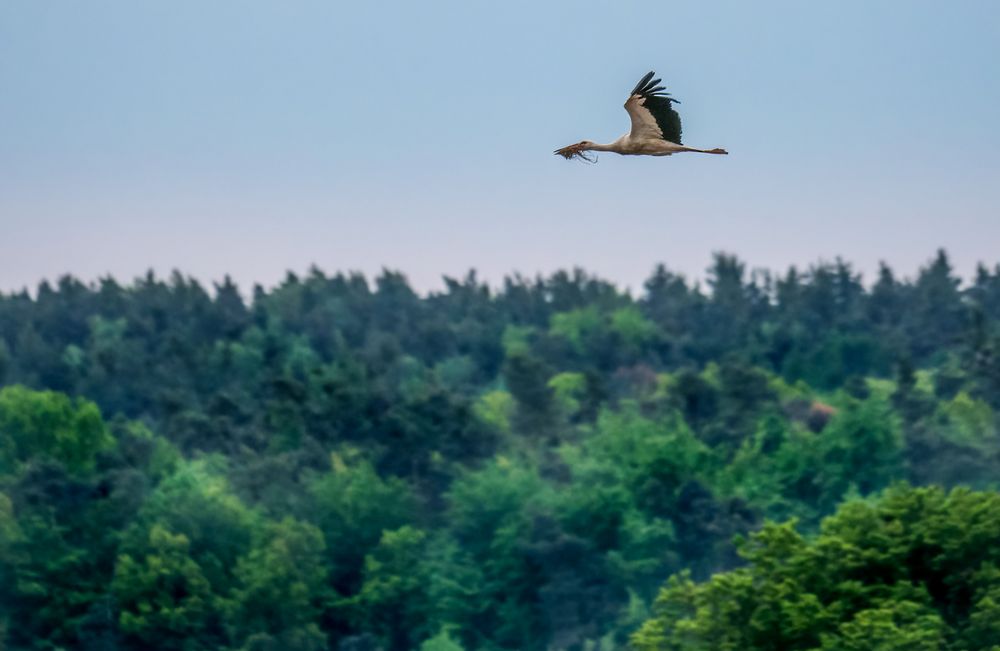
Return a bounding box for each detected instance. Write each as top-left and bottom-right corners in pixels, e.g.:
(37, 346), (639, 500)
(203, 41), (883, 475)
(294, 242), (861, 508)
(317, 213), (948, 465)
(624, 71), (683, 144)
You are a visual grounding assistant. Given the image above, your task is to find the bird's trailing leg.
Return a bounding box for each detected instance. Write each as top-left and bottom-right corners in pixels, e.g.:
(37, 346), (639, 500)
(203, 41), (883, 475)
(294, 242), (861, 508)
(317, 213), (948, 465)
(683, 147), (728, 155)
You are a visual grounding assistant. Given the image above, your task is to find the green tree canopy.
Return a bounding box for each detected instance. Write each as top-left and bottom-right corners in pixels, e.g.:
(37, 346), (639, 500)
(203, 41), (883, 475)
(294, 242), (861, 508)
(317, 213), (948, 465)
(0, 385), (112, 474)
(632, 485), (1000, 651)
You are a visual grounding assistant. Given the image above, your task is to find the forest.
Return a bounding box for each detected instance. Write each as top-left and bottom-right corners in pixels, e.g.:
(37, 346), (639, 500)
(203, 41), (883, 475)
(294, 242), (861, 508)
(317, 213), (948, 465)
(1, 250), (1000, 651)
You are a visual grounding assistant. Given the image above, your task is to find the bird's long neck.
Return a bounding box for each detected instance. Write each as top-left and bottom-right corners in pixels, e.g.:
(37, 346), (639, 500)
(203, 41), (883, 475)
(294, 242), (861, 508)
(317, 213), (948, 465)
(587, 140), (621, 152)
(585, 135), (628, 153)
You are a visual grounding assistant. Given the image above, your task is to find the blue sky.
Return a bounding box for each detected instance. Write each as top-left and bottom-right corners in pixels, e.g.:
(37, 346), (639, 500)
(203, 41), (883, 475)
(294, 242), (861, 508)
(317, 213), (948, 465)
(2, 1), (999, 294)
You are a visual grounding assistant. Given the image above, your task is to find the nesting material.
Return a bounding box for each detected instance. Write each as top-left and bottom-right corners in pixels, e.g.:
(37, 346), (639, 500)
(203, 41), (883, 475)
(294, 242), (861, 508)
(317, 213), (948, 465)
(553, 143), (596, 162)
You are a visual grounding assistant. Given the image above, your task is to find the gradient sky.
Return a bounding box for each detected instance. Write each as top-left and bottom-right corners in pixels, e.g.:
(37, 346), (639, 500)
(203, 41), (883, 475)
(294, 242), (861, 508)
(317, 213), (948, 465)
(2, 1), (999, 295)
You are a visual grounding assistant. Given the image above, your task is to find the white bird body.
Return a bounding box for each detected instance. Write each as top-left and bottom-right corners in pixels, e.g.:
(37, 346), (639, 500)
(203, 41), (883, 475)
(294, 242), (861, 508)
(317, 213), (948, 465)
(555, 71), (728, 161)
(588, 136), (705, 156)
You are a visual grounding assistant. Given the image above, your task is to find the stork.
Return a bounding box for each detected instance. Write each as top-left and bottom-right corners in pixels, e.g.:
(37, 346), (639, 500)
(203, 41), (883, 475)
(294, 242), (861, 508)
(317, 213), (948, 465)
(555, 71), (728, 161)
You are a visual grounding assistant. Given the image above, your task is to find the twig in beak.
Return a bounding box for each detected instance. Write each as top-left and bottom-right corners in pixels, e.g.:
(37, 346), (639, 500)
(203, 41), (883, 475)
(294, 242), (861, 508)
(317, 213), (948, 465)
(554, 144), (597, 163)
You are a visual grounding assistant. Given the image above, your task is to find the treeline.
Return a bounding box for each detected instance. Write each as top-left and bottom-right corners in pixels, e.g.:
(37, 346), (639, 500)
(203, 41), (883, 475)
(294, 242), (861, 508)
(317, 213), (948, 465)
(5, 250), (1000, 414)
(1, 251), (999, 651)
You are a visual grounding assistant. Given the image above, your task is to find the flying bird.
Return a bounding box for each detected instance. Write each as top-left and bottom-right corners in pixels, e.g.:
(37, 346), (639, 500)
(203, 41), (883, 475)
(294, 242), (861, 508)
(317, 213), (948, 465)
(555, 71), (728, 161)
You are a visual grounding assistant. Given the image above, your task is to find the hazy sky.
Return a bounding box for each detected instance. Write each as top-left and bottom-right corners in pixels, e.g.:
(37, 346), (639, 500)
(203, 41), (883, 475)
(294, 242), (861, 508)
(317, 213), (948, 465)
(2, 1), (999, 295)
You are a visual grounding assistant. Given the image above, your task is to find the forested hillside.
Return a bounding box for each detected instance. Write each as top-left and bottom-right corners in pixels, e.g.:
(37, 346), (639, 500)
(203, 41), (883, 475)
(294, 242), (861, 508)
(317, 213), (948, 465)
(2, 250), (1000, 651)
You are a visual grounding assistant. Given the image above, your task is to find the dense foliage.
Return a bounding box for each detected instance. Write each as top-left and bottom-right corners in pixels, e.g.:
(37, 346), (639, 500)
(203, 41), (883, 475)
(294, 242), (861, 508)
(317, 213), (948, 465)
(633, 485), (1000, 651)
(1, 250), (999, 650)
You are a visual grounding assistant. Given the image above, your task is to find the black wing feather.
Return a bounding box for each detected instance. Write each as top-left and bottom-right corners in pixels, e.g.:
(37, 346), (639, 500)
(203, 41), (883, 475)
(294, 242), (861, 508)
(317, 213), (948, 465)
(630, 71), (656, 96)
(630, 70), (683, 144)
